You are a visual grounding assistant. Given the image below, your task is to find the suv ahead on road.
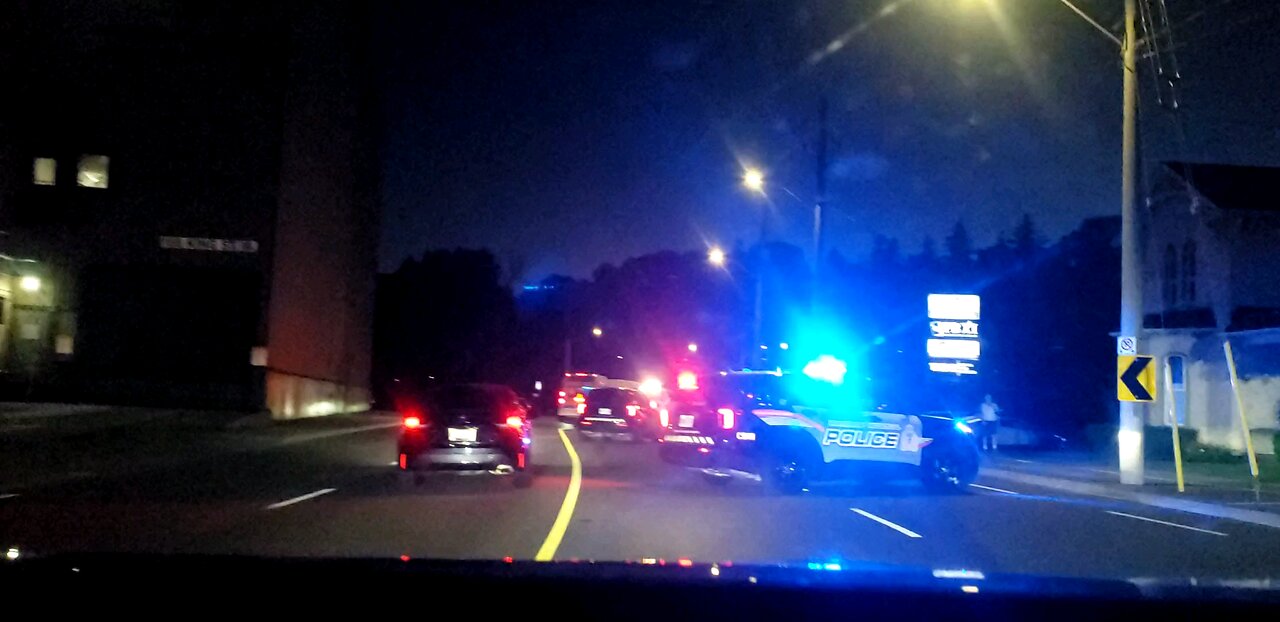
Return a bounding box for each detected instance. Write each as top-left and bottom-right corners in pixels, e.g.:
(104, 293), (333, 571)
(578, 386), (661, 441)
(556, 372), (607, 421)
(397, 383), (533, 487)
(657, 371), (979, 493)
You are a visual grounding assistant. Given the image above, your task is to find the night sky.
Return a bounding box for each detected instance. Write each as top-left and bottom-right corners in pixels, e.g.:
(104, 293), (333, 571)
(374, 0), (1280, 278)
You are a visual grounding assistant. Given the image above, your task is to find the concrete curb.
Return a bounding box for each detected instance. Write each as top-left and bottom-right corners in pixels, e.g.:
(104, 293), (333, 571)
(0, 403), (113, 418)
(984, 467), (1280, 530)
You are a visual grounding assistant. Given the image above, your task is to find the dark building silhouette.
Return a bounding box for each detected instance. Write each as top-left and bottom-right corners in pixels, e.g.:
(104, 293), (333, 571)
(0, 1), (378, 416)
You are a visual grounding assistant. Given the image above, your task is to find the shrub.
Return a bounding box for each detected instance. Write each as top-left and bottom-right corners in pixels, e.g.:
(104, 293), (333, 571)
(1183, 442), (1245, 464)
(1143, 426), (1197, 460)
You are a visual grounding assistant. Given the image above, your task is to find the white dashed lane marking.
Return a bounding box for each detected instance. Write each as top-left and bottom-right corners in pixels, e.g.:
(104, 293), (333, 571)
(851, 508), (923, 538)
(265, 488), (337, 510)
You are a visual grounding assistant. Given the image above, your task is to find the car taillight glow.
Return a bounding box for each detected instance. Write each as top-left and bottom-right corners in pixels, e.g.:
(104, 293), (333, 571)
(676, 371), (698, 390)
(505, 415), (523, 428)
(717, 407), (736, 430)
(398, 453), (407, 469)
(573, 392), (586, 404)
(403, 416), (423, 429)
(626, 404), (639, 417)
(659, 408), (669, 428)
(638, 377), (663, 397)
(577, 403), (586, 415)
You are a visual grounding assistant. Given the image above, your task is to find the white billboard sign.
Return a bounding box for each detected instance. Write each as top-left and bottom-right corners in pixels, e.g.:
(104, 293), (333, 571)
(927, 294), (980, 321)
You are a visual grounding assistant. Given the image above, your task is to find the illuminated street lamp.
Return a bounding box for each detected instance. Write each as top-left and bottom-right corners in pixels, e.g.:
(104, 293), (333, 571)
(591, 327), (603, 337)
(707, 247), (726, 267)
(742, 168), (764, 193)
(687, 342), (698, 353)
(19, 275), (40, 293)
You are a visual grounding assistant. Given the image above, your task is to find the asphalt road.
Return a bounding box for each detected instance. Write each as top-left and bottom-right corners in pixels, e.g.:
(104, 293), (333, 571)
(3, 411), (1280, 581)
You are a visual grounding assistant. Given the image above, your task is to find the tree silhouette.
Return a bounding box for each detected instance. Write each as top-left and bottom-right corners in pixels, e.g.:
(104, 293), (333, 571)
(1013, 213), (1041, 259)
(945, 220), (972, 263)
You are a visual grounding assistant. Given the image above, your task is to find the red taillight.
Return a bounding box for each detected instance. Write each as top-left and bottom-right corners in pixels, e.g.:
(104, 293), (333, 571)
(577, 403), (586, 415)
(505, 415), (523, 429)
(625, 404), (639, 418)
(398, 453), (407, 469)
(557, 397), (566, 405)
(403, 416), (423, 429)
(677, 371), (698, 390)
(717, 407), (736, 430)
(677, 558), (694, 568)
(659, 408), (669, 428)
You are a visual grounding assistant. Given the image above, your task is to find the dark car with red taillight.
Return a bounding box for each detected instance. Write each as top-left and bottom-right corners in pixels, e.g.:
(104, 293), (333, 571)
(398, 383), (534, 487)
(577, 387), (661, 441)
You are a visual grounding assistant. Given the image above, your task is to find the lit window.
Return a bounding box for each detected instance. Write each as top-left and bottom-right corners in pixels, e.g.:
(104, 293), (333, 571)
(33, 158), (56, 185)
(77, 155), (109, 189)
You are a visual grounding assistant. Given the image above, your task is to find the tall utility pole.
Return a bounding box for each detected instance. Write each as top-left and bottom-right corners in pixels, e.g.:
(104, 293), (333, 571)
(1118, 0), (1145, 485)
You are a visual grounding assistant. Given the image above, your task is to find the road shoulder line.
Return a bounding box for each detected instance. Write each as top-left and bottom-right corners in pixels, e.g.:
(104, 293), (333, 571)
(535, 428), (582, 561)
(984, 467), (1280, 529)
(276, 422), (400, 446)
(971, 483), (1018, 495)
(1105, 510), (1228, 536)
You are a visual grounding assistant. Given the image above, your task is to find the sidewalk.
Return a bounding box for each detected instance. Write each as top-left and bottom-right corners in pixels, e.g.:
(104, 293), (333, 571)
(0, 407), (399, 491)
(982, 451), (1280, 529)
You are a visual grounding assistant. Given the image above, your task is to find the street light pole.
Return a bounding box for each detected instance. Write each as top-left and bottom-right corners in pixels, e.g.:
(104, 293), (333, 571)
(1118, 0), (1144, 485)
(746, 170), (767, 368)
(814, 97), (828, 270)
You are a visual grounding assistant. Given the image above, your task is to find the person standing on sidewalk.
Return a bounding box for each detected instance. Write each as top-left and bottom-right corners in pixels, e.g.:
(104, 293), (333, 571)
(979, 394), (1001, 452)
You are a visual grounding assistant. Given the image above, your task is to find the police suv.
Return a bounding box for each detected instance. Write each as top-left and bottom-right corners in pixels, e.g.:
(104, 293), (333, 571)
(657, 370), (980, 493)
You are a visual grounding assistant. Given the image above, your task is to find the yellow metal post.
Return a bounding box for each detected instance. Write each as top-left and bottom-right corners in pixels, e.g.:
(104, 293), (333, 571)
(1223, 340), (1260, 480)
(1164, 361), (1184, 493)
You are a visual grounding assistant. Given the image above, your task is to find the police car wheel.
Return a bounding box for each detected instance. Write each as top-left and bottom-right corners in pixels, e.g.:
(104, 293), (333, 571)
(920, 445), (976, 493)
(765, 458), (808, 494)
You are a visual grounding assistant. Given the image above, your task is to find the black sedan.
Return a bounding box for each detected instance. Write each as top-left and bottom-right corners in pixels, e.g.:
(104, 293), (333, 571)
(397, 383), (533, 487)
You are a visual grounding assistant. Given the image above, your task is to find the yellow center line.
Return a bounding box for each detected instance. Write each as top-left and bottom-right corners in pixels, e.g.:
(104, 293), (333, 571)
(535, 427), (582, 561)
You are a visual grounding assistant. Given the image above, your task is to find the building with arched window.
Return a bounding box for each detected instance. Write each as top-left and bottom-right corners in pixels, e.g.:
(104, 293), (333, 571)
(1143, 162), (1280, 454)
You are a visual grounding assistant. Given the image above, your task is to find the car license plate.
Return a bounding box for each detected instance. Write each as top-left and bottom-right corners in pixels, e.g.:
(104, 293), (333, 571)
(598, 407), (612, 415)
(678, 414), (695, 428)
(448, 427), (477, 442)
